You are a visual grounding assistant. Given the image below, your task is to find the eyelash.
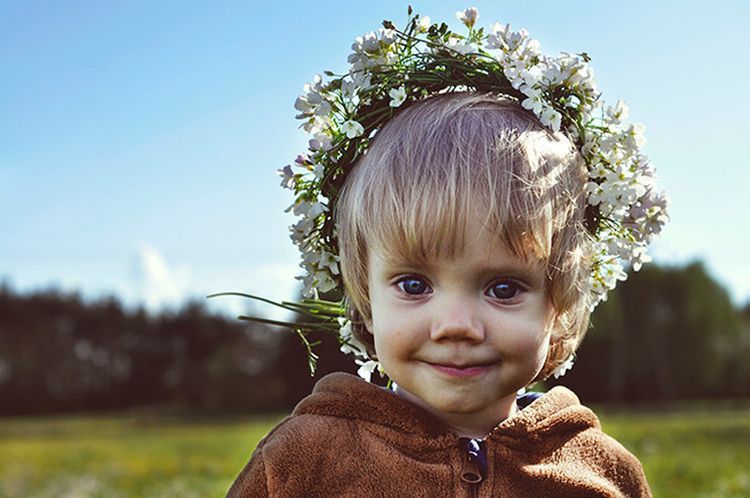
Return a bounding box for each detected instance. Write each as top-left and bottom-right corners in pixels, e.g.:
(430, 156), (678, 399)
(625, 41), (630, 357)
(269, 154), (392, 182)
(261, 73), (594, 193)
(393, 276), (527, 301)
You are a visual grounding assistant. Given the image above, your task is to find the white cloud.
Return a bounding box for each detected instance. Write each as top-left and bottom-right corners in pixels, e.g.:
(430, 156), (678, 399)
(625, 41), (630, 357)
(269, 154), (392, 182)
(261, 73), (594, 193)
(134, 243), (191, 313)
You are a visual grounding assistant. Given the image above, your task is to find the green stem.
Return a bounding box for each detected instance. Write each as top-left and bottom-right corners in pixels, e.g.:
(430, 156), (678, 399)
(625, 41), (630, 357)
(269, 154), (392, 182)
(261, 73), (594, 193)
(295, 329), (320, 376)
(237, 315), (340, 331)
(208, 292), (322, 318)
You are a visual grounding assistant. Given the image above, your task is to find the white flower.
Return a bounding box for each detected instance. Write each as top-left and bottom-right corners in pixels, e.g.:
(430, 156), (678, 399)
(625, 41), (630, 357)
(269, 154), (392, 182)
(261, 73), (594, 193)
(278, 165), (295, 189)
(340, 341), (361, 356)
(543, 63), (565, 86)
(606, 100), (629, 124)
(520, 86), (543, 114)
(589, 277), (609, 307)
(350, 28), (397, 61)
(502, 58), (528, 89)
(294, 75), (332, 119)
(311, 162), (325, 180)
(418, 16), (431, 32)
(318, 249), (340, 275)
(313, 99), (332, 117)
(522, 38), (541, 58)
(552, 355), (575, 379)
(289, 217), (314, 246)
(520, 66), (543, 87)
(341, 119), (365, 138)
(388, 86), (407, 107)
(349, 29), (398, 71)
(446, 37), (477, 55)
(295, 273), (316, 298)
(308, 133), (332, 152)
(288, 200), (327, 218)
(349, 71), (372, 91)
(342, 97), (358, 114)
(356, 360), (380, 382)
(603, 234), (635, 261)
(629, 245), (652, 271)
(340, 79), (358, 100)
(313, 270), (337, 293)
(455, 7), (479, 28)
(360, 31), (380, 52)
(569, 62), (595, 89)
(596, 259), (628, 291)
(623, 122), (647, 149)
(379, 28), (397, 47)
(486, 22), (511, 51)
(301, 114), (331, 135)
(338, 319), (370, 358)
(539, 107), (562, 132)
(505, 28), (530, 53)
(630, 190), (668, 237)
(337, 317), (352, 336)
(585, 181), (606, 205)
(348, 48), (372, 70)
(588, 161), (609, 180)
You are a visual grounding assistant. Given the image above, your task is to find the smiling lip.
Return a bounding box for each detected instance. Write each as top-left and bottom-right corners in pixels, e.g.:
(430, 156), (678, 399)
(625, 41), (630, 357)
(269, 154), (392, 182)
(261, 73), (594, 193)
(427, 362), (492, 377)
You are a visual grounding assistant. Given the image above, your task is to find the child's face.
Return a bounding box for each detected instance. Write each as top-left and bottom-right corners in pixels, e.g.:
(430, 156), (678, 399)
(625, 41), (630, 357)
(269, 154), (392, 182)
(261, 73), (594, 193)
(367, 212), (554, 434)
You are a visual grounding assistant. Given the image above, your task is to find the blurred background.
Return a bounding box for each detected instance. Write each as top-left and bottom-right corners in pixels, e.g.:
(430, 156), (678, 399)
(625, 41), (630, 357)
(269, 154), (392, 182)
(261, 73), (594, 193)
(1, 1), (749, 497)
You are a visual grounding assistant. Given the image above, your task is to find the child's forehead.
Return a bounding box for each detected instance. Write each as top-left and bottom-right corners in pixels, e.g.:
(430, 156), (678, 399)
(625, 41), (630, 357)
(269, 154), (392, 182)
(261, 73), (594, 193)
(367, 215), (545, 271)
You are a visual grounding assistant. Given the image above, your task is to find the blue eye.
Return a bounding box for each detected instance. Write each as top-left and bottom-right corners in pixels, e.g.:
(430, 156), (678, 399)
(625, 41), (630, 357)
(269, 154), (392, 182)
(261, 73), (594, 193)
(487, 280), (523, 300)
(396, 276), (431, 295)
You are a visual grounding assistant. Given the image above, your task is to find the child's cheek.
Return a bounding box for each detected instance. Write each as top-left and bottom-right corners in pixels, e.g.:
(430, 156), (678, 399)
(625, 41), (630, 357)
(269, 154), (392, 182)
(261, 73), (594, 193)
(494, 315), (551, 361)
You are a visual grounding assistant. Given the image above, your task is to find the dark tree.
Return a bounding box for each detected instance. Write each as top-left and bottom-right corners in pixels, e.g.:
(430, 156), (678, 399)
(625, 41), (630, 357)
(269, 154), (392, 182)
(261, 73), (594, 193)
(554, 262), (745, 403)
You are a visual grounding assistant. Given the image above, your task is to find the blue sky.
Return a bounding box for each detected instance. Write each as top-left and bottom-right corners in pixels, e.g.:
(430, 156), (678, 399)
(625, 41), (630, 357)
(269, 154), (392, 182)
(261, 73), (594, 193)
(2, 1), (749, 316)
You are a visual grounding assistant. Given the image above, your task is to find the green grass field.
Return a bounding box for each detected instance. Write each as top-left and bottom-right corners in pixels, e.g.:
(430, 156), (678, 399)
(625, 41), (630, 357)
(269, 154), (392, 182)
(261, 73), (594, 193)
(597, 403), (750, 498)
(1, 403), (748, 498)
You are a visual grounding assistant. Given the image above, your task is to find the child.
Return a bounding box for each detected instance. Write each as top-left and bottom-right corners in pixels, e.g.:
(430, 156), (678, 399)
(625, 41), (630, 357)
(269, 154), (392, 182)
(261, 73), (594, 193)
(229, 8), (663, 497)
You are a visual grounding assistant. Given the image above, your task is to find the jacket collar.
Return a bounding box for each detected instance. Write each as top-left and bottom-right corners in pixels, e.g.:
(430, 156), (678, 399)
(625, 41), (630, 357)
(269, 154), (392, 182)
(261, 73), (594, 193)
(293, 372), (600, 448)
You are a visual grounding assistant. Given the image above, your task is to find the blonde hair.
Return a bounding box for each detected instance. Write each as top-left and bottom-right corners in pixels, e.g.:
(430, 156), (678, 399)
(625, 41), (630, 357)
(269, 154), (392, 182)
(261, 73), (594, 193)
(335, 92), (593, 381)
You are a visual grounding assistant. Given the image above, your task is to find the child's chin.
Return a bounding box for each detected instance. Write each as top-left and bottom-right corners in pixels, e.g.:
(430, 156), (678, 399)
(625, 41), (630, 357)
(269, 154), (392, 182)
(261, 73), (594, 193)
(423, 390), (501, 415)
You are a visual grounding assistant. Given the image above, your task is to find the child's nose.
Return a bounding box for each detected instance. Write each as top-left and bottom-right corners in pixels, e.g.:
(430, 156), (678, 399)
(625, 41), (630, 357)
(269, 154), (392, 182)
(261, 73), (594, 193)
(430, 300), (485, 343)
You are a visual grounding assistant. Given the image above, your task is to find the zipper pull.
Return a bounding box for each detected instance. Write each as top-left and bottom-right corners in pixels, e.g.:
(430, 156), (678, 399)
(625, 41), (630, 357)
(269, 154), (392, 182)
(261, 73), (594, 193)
(459, 438), (485, 484)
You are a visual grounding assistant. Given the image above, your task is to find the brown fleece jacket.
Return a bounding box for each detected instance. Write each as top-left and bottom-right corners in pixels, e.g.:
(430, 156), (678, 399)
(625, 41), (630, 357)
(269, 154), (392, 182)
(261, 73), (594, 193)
(227, 372), (652, 498)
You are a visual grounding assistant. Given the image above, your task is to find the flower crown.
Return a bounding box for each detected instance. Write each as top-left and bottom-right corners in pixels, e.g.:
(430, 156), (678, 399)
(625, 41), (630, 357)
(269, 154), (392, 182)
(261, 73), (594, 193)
(272, 6), (668, 382)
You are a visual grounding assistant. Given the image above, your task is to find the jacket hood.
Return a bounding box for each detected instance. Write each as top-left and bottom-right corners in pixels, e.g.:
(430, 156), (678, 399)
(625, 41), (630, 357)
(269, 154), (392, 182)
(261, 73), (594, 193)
(293, 372), (600, 450)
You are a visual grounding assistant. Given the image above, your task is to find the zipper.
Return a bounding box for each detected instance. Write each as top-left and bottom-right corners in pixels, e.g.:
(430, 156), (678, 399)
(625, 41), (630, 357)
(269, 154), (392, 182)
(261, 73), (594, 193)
(459, 438), (484, 497)
(469, 482), (479, 498)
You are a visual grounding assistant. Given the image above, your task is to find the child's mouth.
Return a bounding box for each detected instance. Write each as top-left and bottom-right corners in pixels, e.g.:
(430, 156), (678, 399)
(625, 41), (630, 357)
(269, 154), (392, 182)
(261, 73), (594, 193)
(427, 362), (491, 377)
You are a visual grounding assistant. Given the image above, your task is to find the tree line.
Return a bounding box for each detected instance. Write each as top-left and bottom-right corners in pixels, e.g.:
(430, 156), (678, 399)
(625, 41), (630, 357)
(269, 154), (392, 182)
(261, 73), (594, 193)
(552, 261), (750, 403)
(1, 260), (748, 415)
